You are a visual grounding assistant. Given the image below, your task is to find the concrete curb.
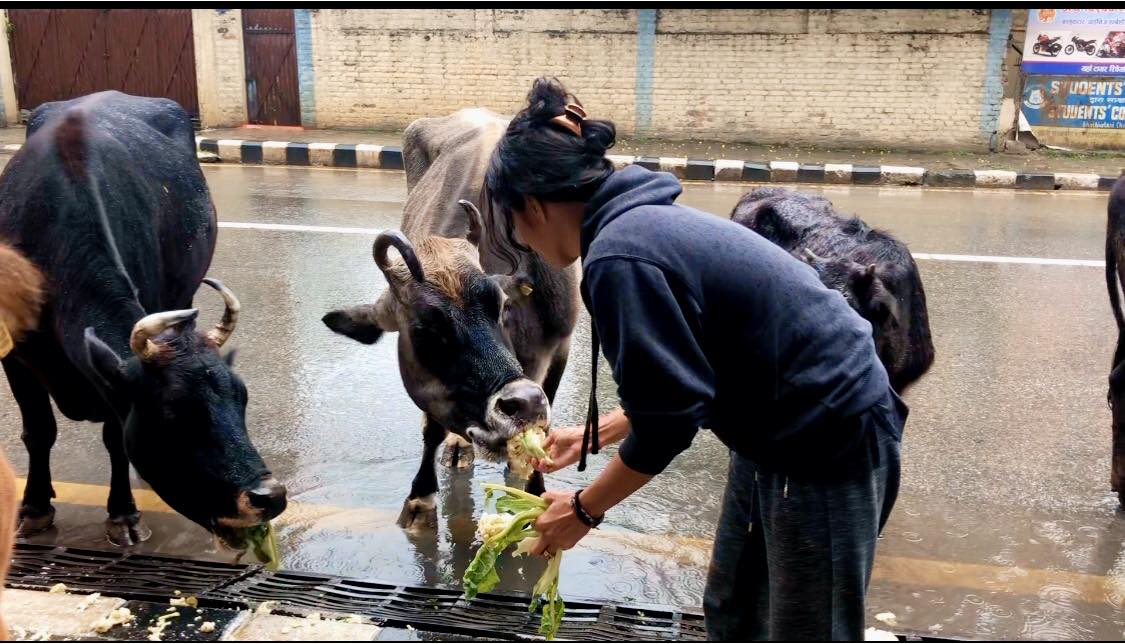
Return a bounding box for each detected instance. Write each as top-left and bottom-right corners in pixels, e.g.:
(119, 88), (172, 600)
(5, 137), (1121, 192)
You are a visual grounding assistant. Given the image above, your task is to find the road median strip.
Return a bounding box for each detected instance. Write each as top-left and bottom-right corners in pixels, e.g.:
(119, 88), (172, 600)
(0, 136), (1117, 191)
(186, 137), (1125, 192)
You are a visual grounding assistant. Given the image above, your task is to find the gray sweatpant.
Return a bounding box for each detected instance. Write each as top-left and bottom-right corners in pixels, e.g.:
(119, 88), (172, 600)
(703, 392), (905, 641)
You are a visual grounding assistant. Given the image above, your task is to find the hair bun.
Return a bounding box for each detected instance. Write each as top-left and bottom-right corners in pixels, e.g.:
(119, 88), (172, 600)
(582, 120), (616, 156)
(525, 77), (574, 123)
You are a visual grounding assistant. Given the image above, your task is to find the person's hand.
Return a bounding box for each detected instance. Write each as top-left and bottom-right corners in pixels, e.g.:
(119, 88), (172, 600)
(529, 490), (591, 556)
(531, 425), (584, 473)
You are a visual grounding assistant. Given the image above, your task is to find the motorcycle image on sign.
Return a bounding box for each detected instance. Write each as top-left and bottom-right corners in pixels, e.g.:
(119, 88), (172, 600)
(1033, 33), (1063, 57)
(1065, 36), (1098, 56)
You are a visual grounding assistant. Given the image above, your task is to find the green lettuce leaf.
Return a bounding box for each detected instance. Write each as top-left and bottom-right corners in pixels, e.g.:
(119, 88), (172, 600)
(464, 484), (566, 640)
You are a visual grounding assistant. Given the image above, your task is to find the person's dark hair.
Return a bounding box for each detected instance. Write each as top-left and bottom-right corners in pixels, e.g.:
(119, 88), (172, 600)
(483, 77), (616, 270)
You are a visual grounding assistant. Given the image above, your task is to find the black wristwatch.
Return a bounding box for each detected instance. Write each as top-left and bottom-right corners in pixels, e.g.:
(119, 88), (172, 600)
(572, 489), (604, 528)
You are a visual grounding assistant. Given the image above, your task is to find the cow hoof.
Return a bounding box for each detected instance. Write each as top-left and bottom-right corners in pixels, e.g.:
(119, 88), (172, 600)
(440, 435), (475, 470)
(17, 505), (55, 537)
(396, 495), (438, 533)
(105, 513), (152, 547)
(1119, 489), (1124, 510)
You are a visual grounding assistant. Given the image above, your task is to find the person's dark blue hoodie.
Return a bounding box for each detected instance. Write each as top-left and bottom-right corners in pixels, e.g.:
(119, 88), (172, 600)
(580, 165), (893, 477)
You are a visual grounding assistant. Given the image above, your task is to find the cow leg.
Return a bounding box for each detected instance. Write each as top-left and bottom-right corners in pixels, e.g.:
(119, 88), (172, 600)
(540, 340), (571, 404)
(1110, 354), (1125, 508)
(3, 360), (58, 536)
(521, 344), (569, 497)
(101, 419), (151, 546)
(524, 471), (546, 496)
(397, 415), (445, 532)
(1114, 420), (1125, 509)
(439, 432), (475, 470)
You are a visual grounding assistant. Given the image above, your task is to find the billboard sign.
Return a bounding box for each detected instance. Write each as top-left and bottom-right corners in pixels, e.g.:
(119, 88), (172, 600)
(1022, 75), (1125, 128)
(1022, 9), (1125, 76)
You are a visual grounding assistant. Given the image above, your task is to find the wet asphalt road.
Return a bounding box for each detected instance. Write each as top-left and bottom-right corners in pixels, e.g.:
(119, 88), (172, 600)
(1, 164), (1124, 640)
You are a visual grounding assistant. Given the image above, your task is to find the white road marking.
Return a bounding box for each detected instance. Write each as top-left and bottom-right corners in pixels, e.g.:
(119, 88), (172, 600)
(912, 253), (1104, 268)
(218, 221), (383, 235)
(216, 221), (1106, 268)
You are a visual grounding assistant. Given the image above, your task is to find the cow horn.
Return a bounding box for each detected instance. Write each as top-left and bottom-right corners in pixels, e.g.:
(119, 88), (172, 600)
(202, 277), (240, 347)
(129, 309), (199, 361)
(373, 230), (424, 282)
(800, 248), (821, 264)
(459, 199), (483, 246)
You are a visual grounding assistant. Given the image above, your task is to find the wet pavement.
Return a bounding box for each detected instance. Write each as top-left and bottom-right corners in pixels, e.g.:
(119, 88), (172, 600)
(1, 164), (1124, 640)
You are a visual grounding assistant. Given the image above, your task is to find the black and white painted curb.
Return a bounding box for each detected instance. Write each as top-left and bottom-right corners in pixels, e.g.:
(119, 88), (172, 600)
(4, 138), (1121, 192)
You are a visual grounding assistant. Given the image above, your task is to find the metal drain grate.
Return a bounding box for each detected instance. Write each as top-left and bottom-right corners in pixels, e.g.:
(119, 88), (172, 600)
(6, 543), (706, 641)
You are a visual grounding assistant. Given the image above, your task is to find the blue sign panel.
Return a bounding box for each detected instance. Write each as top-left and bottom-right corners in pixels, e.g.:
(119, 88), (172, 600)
(1022, 76), (1125, 128)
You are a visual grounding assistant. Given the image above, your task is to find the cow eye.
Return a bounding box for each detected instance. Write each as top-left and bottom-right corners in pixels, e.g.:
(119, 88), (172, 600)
(471, 279), (504, 324)
(413, 307), (455, 347)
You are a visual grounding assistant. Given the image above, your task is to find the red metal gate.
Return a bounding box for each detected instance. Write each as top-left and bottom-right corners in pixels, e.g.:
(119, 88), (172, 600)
(242, 9), (300, 126)
(7, 9), (198, 116)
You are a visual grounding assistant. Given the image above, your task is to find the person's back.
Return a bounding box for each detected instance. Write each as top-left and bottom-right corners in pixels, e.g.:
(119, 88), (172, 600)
(582, 165), (889, 473)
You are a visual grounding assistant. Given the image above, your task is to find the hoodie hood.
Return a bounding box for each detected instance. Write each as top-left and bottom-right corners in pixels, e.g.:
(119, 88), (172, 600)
(580, 165), (683, 260)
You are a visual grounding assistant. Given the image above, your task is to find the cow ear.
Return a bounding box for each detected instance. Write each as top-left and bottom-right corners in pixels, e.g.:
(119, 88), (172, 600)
(851, 263), (878, 290)
(322, 304), (386, 345)
(83, 327), (128, 391)
(223, 348), (238, 367)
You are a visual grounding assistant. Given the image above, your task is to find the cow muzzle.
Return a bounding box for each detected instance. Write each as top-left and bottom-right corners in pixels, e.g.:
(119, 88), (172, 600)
(469, 378), (550, 453)
(216, 476), (288, 528)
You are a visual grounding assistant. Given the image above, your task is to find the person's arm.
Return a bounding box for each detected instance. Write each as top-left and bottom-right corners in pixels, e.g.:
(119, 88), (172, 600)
(589, 257), (714, 476)
(532, 407), (629, 473)
(530, 453), (652, 555)
(576, 452), (650, 516)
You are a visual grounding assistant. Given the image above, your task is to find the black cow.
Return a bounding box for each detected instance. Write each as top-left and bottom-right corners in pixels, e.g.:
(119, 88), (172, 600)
(732, 187), (935, 393)
(1103, 175), (1125, 509)
(0, 91), (286, 546)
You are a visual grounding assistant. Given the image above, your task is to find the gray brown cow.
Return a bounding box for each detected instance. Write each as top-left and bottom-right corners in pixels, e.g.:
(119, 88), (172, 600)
(324, 109), (579, 531)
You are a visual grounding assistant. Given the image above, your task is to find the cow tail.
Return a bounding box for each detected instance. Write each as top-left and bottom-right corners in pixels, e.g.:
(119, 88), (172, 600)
(54, 109), (88, 182)
(53, 109), (140, 302)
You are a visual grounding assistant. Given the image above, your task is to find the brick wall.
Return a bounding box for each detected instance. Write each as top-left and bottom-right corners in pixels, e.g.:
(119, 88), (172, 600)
(193, 9), (248, 128)
(305, 9), (638, 132)
(209, 9), (1011, 149)
(645, 9), (995, 148)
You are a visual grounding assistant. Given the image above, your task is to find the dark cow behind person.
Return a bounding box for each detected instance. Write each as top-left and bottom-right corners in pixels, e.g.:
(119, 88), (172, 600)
(323, 109), (579, 531)
(1103, 175), (1125, 508)
(0, 91), (286, 547)
(732, 187), (935, 393)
